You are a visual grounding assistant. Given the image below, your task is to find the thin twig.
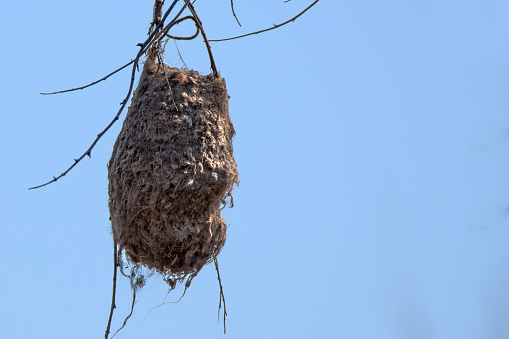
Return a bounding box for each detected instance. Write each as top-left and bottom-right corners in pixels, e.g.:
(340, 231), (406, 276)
(111, 282), (137, 339)
(210, 0), (319, 42)
(28, 51), (139, 190)
(41, 0), (175, 96)
(29, 0), (190, 190)
(174, 40), (189, 69)
(214, 257), (227, 334)
(41, 61), (135, 95)
(185, 1), (218, 76)
(29, 59), (137, 190)
(230, 0), (241, 27)
(105, 243), (119, 339)
(165, 15), (200, 40)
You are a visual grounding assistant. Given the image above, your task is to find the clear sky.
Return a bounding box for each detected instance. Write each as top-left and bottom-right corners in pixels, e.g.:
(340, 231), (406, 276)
(1, 1), (509, 338)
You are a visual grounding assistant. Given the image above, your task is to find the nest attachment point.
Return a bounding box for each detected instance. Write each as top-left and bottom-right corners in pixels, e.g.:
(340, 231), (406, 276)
(108, 59), (239, 282)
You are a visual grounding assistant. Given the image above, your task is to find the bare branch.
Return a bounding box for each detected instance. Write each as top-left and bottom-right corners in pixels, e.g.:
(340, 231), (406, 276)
(164, 15), (200, 40)
(210, 0), (319, 42)
(29, 55), (140, 190)
(41, 61), (135, 95)
(105, 243), (119, 339)
(186, 1), (218, 76)
(111, 280), (137, 339)
(214, 257), (227, 334)
(230, 0), (241, 27)
(29, 0), (191, 190)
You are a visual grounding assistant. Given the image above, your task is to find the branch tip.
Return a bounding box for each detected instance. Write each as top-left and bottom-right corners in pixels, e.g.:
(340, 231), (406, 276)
(210, 0), (319, 42)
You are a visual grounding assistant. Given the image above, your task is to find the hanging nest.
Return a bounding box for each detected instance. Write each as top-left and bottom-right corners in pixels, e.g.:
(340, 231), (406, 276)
(108, 58), (239, 283)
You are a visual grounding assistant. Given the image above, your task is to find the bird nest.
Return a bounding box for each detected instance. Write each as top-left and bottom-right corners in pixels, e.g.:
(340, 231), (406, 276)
(108, 59), (238, 283)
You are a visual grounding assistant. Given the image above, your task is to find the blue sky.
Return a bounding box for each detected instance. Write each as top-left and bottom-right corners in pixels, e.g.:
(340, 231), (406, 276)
(2, 1), (509, 338)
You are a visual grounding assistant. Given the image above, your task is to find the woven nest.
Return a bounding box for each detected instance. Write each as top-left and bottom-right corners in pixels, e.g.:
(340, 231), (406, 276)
(108, 59), (238, 280)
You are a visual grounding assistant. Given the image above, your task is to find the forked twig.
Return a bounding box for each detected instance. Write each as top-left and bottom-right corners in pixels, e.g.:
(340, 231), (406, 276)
(210, 0), (319, 42)
(29, 0), (191, 190)
(214, 257), (227, 334)
(31, 0), (316, 189)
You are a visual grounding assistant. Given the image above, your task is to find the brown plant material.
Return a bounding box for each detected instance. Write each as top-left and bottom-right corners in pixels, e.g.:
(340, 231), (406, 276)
(108, 58), (238, 283)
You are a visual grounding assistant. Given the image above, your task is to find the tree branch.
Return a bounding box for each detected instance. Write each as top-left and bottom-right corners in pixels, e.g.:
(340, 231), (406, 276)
(29, 0), (191, 190)
(214, 257), (227, 334)
(164, 15), (200, 40)
(111, 280), (137, 339)
(210, 0), (319, 42)
(41, 61), (135, 95)
(105, 243), (118, 339)
(186, 1), (218, 76)
(230, 0), (241, 27)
